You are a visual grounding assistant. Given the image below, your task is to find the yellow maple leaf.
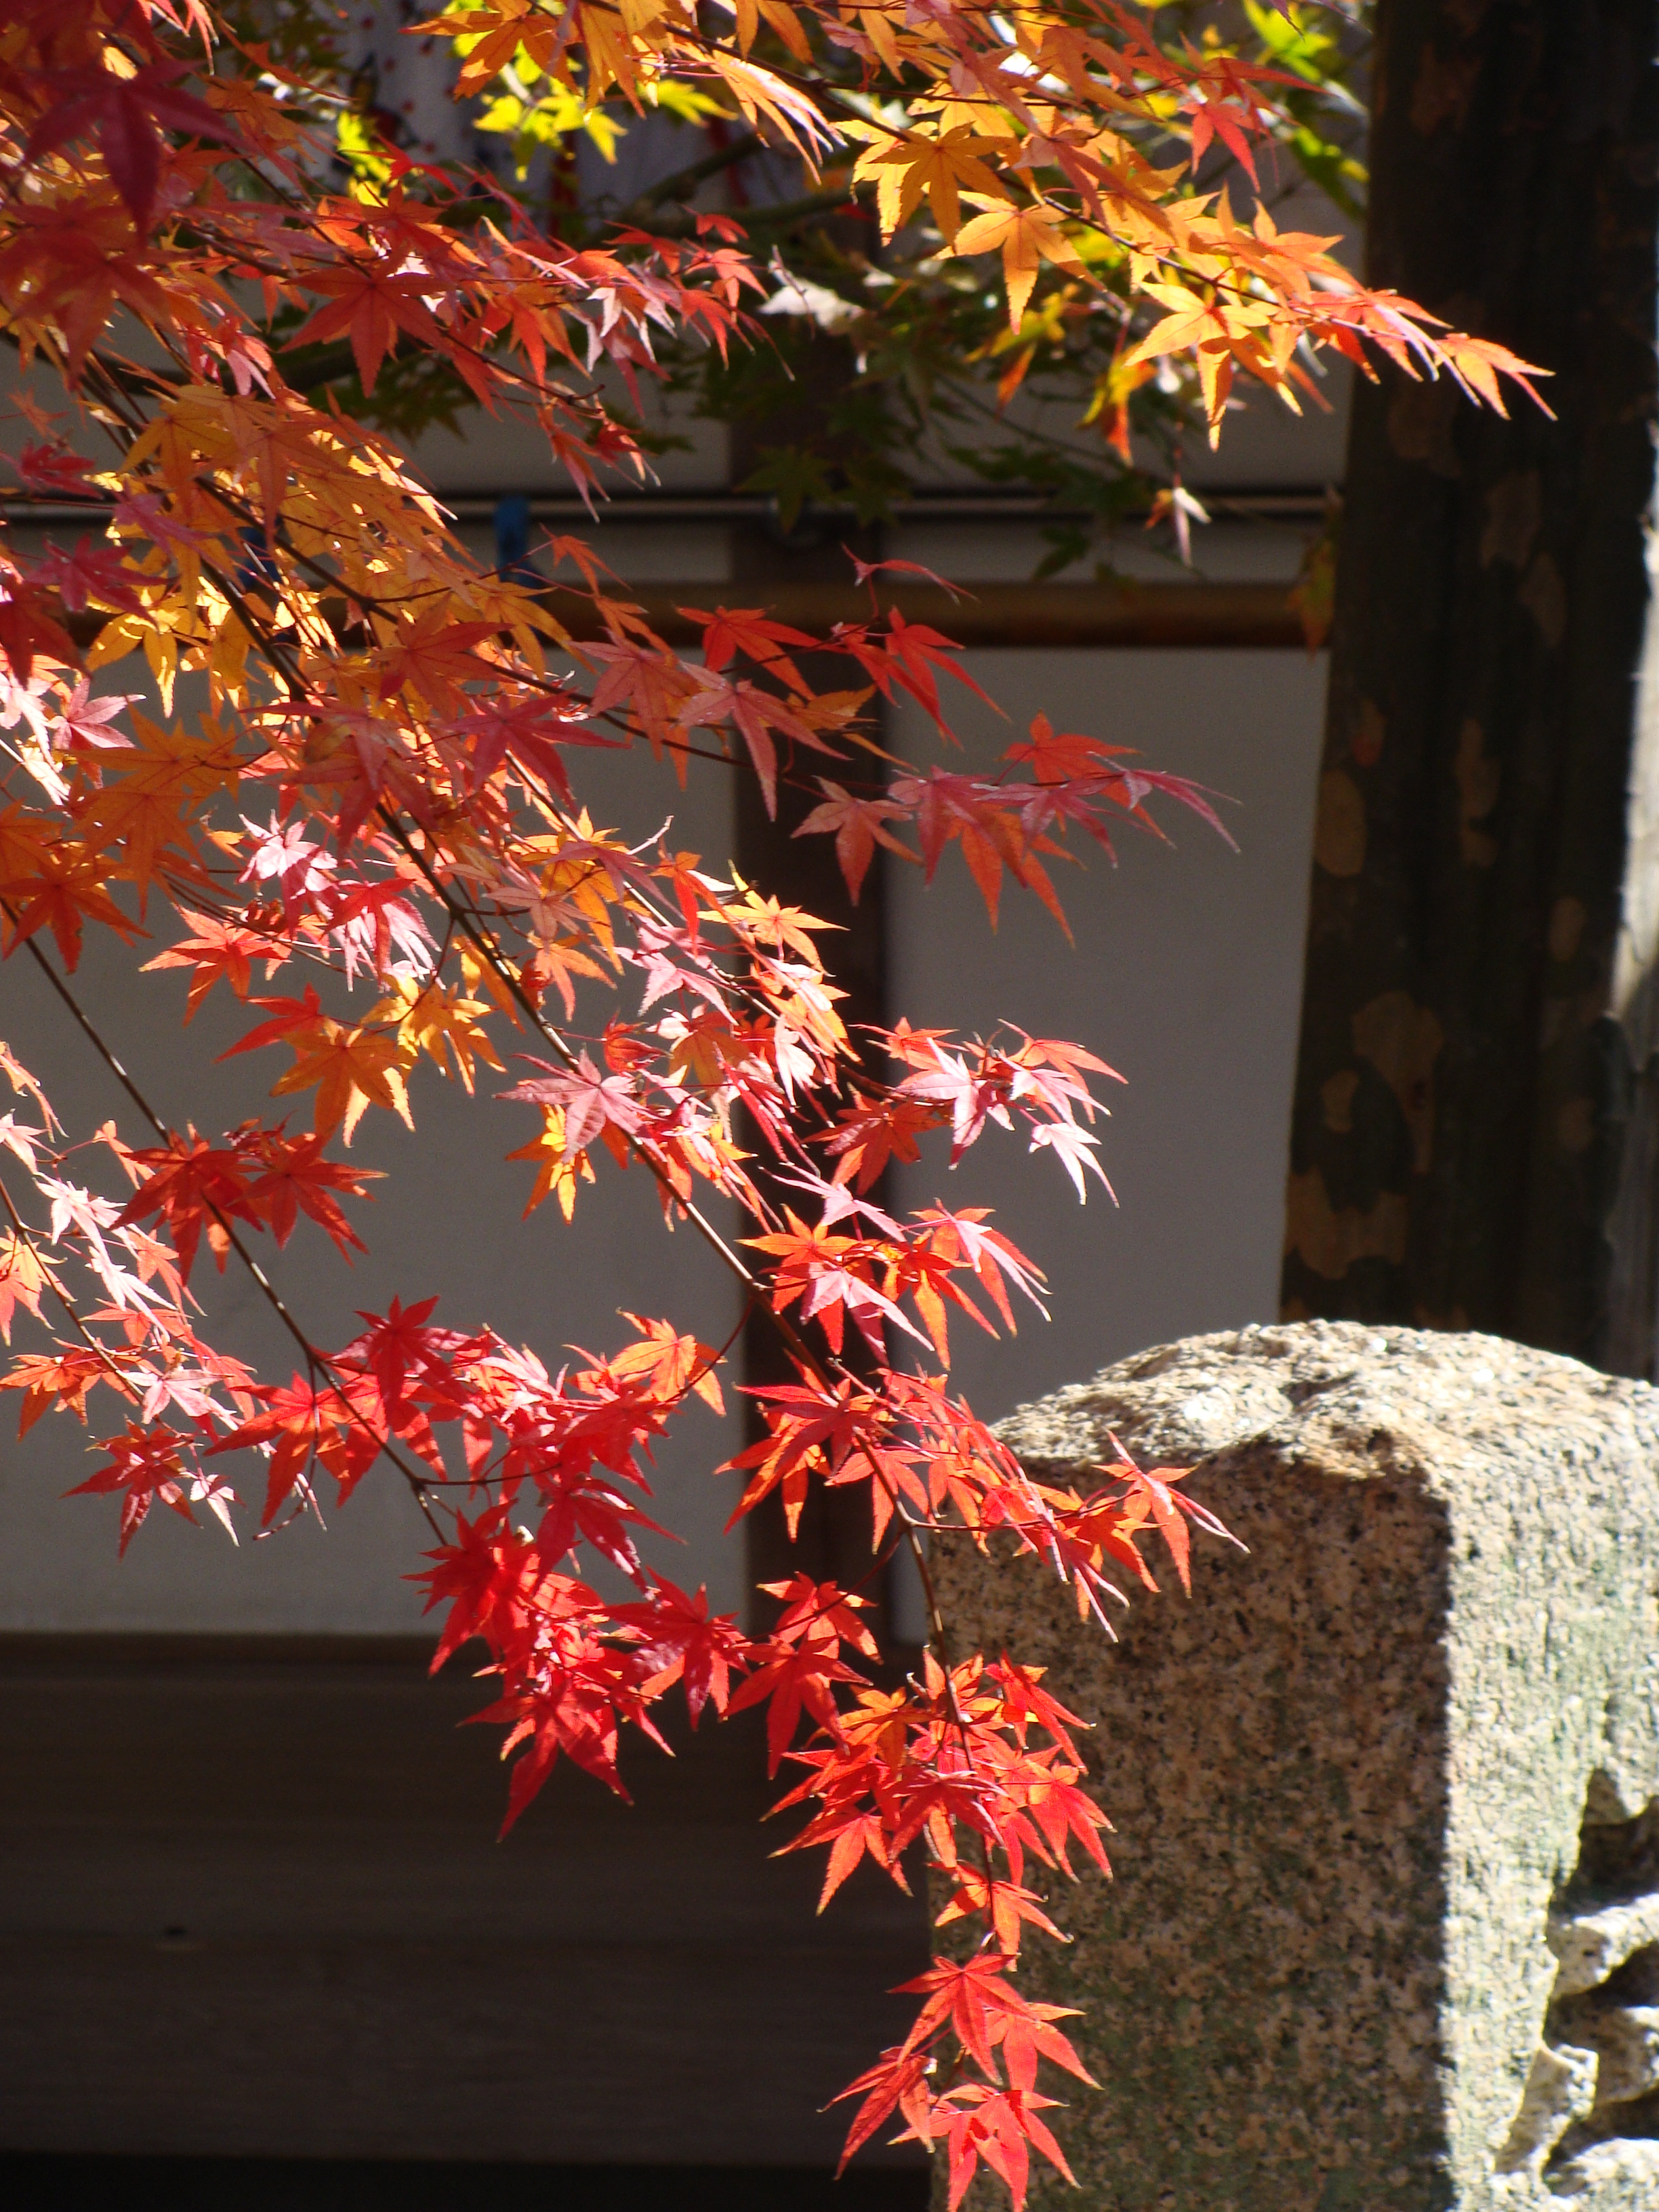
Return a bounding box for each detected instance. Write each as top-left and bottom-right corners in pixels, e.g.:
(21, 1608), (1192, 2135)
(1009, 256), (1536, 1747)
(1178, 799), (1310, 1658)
(0, 1231), (49, 1343)
(848, 3), (903, 72)
(422, 0), (563, 95)
(270, 1020), (414, 1144)
(848, 125), (1012, 244)
(373, 979), (505, 1094)
(1124, 280), (1275, 438)
(576, 2), (645, 104)
(506, 1107), (596, 1221)
(951, 199), (1090, 329)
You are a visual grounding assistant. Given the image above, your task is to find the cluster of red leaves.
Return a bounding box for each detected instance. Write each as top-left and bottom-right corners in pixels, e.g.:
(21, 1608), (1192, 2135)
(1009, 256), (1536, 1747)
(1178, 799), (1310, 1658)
(0, 5), (1526, 2200)
(115, 1121), (376, 1277)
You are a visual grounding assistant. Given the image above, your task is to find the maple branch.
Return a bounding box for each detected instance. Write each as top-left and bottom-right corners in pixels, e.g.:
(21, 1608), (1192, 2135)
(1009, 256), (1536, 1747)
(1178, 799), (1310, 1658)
(0, 11), (1494, 2198)
(697, 1285), (758, 1395)
(619, 129), (761, 218)
(6, 917), (445, 1536)
(640, 178), (869, 241)
(898, 1517), (953, 1664)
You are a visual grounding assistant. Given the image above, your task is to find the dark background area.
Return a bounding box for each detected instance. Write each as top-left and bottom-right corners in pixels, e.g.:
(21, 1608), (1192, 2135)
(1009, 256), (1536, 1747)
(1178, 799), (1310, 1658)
(0, 2158), (928, 2212)
(0, 1638), (930, 2180)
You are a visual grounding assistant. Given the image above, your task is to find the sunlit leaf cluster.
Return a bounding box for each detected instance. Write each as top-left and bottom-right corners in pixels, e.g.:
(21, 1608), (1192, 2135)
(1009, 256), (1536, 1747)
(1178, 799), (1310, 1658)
(0, 3), (1532, 2198)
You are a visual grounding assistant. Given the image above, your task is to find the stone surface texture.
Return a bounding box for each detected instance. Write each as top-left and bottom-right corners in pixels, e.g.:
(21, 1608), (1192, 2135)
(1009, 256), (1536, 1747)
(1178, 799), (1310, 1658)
(933, 1322), (1659, 2211)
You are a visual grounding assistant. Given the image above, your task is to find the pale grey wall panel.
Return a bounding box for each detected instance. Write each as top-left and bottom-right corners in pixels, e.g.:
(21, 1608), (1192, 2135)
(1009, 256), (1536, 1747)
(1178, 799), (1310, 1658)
(0, 733), (745, 1631)
(887, 648), (1325, 1424)
(0, 635), (1324, 1630)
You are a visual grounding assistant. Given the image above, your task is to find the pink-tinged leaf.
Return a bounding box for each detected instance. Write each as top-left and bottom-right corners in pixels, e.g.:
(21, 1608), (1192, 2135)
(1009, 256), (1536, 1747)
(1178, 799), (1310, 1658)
(794, 781), (914, 903)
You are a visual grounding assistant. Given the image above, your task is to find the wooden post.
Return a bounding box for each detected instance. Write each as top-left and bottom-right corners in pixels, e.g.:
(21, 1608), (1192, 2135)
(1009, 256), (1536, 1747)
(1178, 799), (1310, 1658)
(727, 335), (895, 1629)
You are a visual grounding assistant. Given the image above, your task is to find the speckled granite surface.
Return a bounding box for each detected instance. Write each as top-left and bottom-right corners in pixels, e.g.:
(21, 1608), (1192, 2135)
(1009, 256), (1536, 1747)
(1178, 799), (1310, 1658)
(931, 1322), (1659, 2211)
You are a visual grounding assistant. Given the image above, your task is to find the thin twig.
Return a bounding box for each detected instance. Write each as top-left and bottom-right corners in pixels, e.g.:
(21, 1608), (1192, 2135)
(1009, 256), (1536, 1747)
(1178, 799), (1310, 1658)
(5, 913), (445, 1535)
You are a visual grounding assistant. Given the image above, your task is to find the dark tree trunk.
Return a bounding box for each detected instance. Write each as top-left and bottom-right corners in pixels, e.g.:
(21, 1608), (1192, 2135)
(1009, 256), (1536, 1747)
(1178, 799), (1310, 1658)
(1282, 0), (1659, 1367)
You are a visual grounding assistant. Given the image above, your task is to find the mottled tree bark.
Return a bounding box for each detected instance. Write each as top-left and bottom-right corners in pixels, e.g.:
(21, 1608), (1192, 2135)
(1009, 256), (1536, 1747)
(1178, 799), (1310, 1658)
(1282, 0), (1659, 1368)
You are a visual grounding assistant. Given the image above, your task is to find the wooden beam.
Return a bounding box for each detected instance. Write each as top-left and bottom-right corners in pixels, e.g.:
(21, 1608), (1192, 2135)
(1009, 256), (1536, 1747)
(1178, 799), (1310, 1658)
(544, 580), (1309, 651)
(59, 579), (1307, 656)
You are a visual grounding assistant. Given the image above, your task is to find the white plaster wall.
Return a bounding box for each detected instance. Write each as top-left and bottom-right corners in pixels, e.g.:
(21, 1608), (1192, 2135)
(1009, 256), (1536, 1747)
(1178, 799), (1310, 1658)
(0, 647), (1323, 1631)
(886, 649), (1326, 1425)
(0, 736), (747, 1631)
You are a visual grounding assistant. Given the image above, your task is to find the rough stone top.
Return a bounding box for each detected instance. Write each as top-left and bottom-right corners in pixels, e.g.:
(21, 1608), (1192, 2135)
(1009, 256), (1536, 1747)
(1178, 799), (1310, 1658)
(994, 1318), (1659, 1489)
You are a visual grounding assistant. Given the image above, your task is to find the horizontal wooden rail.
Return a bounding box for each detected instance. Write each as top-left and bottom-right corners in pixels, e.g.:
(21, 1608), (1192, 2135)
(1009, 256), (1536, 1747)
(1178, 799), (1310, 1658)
(547, 579), (1311, 651)
(58, 579), (1312, 655)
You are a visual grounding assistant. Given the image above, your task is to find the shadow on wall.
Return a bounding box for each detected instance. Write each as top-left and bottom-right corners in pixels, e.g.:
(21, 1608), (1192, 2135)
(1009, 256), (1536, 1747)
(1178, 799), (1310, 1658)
(0, 1637), (930, 2173)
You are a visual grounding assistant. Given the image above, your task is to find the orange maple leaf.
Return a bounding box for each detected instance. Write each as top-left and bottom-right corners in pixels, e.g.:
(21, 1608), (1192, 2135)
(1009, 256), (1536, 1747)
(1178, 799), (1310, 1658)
(952, 200), (1090, 329)
(289, 263), (449, 395)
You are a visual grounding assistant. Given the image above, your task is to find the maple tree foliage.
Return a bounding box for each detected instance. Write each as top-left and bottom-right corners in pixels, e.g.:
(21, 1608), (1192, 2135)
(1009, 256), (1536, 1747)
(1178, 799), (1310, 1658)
(323, 5), (1446, 577)
(0, 3), (1534, 2200)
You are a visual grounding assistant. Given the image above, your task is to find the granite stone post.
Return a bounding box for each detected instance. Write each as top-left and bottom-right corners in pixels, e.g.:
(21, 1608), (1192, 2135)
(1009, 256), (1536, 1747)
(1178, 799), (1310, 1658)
(934, 1322), (1659, 2211)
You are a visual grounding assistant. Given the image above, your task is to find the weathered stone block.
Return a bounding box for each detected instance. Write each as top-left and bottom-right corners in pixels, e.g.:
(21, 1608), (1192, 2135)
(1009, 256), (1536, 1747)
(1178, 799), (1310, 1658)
(934, 1322), (1659, 2211)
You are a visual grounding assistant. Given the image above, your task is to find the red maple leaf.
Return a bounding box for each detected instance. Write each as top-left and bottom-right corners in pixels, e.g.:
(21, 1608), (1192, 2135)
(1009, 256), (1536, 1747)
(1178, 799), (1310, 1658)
(26, 58), (245, 234)
(617, 1578), (752, 1725)
(794, 779), (914, 903)
(65, 1420), (201, 1555)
